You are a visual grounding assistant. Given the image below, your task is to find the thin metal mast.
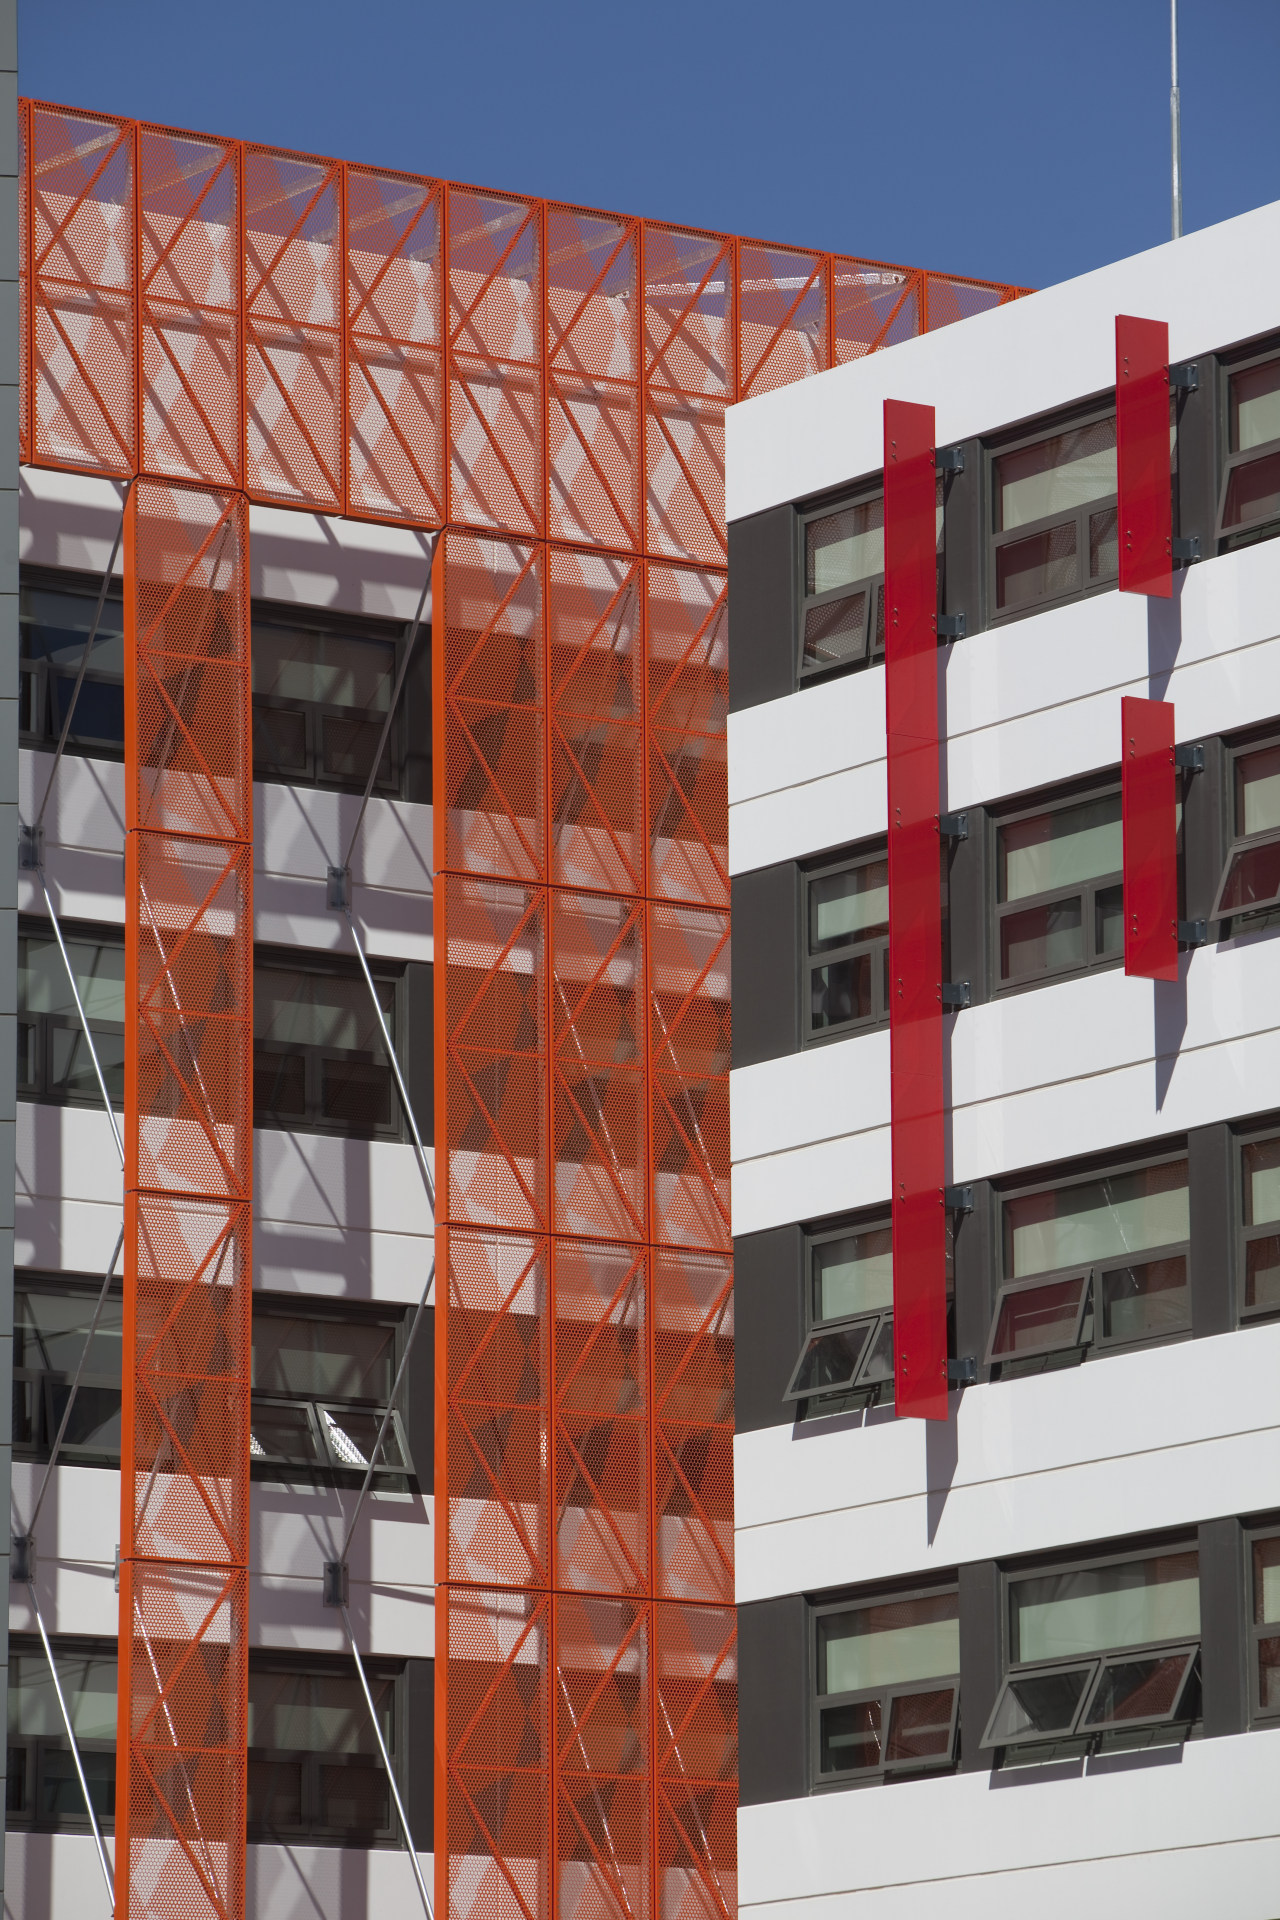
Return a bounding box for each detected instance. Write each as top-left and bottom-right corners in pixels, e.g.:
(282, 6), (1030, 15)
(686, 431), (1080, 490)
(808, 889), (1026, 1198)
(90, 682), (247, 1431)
(1171, 0), (1183, 240)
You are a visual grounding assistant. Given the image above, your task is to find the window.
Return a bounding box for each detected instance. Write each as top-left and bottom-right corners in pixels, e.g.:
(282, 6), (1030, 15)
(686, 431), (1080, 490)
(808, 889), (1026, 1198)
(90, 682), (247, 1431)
(251, 604), (404, 795)
(1212, 734), (1280, 928)
(813, 1585), (959, 1784)
(994, 786), (1123, 988)
(248, 1657), (401, 1844)
(798, 481), (943, 681)
(988, 1153), (1190, 1375)
(18, 920), (125, 1109)
(19, 567), (126, 757)
(785, 1217), (895, 1416)
(254, 950), (402, 1139)
(1240, 1129), (1280, 1319)
(1218, 348), (1280, 552)
(13, 1276), (123, 1464)
(7, 1638), (118, 1831)
(250, 1303), (412, 1484)
(803, 847), (889, 1042)
(984, 1545), (1200, 1759)
(990, 412), (1118, 617)
(1249, 1526), (1280, 1719)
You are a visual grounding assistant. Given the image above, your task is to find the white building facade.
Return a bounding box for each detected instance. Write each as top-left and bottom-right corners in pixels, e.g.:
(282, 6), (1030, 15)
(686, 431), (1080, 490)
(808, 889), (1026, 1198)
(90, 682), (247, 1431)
(726, 199), (1280, 1918)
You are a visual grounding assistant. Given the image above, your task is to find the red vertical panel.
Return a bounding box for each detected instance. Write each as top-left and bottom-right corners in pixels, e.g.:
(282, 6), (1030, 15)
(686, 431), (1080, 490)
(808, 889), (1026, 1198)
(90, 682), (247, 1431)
(1116, 314), (1172, 598)
(883, 400), (947, 1423)
(1122, 695), (1179, 981)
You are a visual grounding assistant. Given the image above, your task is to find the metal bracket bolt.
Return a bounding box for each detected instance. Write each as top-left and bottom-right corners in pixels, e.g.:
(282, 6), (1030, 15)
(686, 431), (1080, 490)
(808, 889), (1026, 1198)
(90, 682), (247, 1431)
(947, 1356), (977, 1388)
(944, 1184), (973, 1214)
(1178, 918), (1208, 948)
(11, 1534), (34, 1584)
(1174, 741), (1205, 771)
(18, 823), (42, 871)
(937, 612), (966, 639)
(940, 980), (971, 1009)
(1172, 535), (1200, 562)
(326, 865), (351, 912)
(939, 811), (968, 842)
(1169, 362), (1199, 391)
(322, 1560), (350, 1608)
(935, 446), (965, 473)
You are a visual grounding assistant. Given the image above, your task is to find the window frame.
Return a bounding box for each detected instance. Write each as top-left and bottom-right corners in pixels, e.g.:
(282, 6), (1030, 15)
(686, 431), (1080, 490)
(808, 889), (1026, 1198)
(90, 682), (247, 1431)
(244, 1648), (405, 1847)
(810, 1580), (961, 1788)
(13, 1271), (124, 1467)
(1247, 1520), (1280, 1723)
(249, 1293), (416, 1489)
(786, 1211), (896, 1419)
(253, 942), (406, 1142)
(249, 597), (410, 799)
(984, 1538), (1202, 1758)
(796, 482), (886, 686)
(801, 843), (891, 1048)
(6, 1633), (120, 1833)
(17, 914), (126, 1113)
(18, 563), (126, 761)
(1235, 1119), (1280, 1324)
(1211, 728), (1280, 932)
(1216, 337), (1280, 556)
(985, 401), (1120, 625)
(991, 1145), (1193, 1375)
(990, 779), (1127, 995)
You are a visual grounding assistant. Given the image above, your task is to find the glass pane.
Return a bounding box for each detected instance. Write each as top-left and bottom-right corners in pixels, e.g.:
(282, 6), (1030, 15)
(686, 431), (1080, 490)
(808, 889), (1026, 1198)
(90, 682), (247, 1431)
(1005, 1160), (1189, 1279)
(989, 1275), (1085, 1359)
(1095, 884), (1124, 956)
(999, 793), (1122, 903)
(819, 1699), (880, 1774)
(886, 1686), (956, 1765)
(254, 966), (394, 1053)
(252, 703), (308, 774)
(322, 1057), (395, 1131)
(1216, 838), (1280, 915)
(254, 1316), (395, 1401)
(1258, 1634), (1280, 1712)
(819, 1591), (959, 1695)
(996, 417), (1116, 531)
(321, 1760), (390, 1834)
(1245, 1235), (1280, 1314)
(249, 1400), (325, 1466)
(814, 1226), (892, 1321)
(252, 620), (395, 714)
(988, 1665), (1092, 1742)
(18, 935), (125, 1023)
(254, 1048), (307, 1118)
(806, 498), (883, 596)
(322, 713), (393, 786)
(1236, 745), (1280, 838)
(47, 1380), (121, 1454)
(810, 861), (889, 950)
(48, 672), (125, 750)
(39, 1746), (116, 1819)
(1243, 1139), (1280, 1226)
(859, 1315), (895, 1389)
(1000, 897), (1084, 979)
(995, 523), (1078, 610)
(1098, 1255), (1189, 1343)
(320, 1406), (407, 1471)
(1011, 1551), (1199, 1663)
(788, 1323), (870, 1398)
(1223, 449), (1280, 532)
(8, 1650), (118, 1740)
(810, 955), (871, 1031)
(248, 1668), (391, 1755)
(802, 590), (868, 673)
(50, 1023), (126, 1104)
(1082, 1651), (1192, 1727)
(14, 1288), (123, 1377)
(247, 1756), (303, 1829)
(1088, 506), (1118, 579)
(1231, 358), (1280, 453)
(20, 580), (125, 675)
(1253, 1537), (1280, 1626)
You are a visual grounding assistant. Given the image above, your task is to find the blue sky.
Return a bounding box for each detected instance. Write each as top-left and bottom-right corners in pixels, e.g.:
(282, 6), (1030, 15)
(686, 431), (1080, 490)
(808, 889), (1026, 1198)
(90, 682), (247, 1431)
(21, 0), (1280, 293)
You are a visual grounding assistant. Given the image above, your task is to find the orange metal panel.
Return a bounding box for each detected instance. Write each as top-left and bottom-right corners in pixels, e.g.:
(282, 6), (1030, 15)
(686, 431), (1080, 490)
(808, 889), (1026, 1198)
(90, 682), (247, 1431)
(549, 548), (644, 896)
(832, 257), (920, 363)
(119, 479), (252, 1920)
(547, 207), (639, 550)
(737, 242), (827, 399)
(448, 186), (544, 535)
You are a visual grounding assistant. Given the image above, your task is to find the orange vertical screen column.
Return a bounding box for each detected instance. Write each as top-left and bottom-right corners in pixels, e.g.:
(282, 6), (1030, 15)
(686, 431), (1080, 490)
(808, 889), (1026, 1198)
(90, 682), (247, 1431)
(118, 479), (253, 1920)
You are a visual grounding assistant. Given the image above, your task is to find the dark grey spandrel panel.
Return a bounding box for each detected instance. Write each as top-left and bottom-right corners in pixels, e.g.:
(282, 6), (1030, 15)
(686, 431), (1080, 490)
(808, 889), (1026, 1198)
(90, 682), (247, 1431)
(946, 803), (989, 1008)
(404, 961), (434, 1147)
(730, 862), (799, 1070)
(737, 1595), (808, 1804)
(957, 1560), (1000, 1774)
(404, 1301), (434, 1492)
(404, 1657), (435, 1849)
(1189, 1122), (1234, 1338)
(1174, 355), (1218, 558)
(733, 1224), (804, 1435)
(953, 1182), (996, 1384)
(1199, 1516), (1247, 1739)
(942, 438), (984, 637)
(402, 623), (432, 805)
(728, 504), (796, 714)
(1184, 734), (1226, 929)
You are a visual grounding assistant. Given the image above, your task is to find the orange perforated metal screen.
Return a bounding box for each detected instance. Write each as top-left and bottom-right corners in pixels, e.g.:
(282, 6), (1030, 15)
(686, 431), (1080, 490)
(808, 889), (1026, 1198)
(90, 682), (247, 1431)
(119, 479), (253, 1920)
(18, 96), (1029, 1920)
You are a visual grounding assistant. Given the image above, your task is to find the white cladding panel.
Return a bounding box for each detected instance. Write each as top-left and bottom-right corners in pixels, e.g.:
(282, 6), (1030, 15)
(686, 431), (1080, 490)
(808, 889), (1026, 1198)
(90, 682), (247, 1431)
(735, 1320), (1280, 1601)
(737, 1725), (1280, 1920)
(726, 195), (1280, 524)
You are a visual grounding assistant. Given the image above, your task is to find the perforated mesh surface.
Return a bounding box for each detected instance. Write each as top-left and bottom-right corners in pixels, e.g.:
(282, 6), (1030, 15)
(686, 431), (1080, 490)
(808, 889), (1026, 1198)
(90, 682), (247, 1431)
(20, 100), (1030, 1920)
